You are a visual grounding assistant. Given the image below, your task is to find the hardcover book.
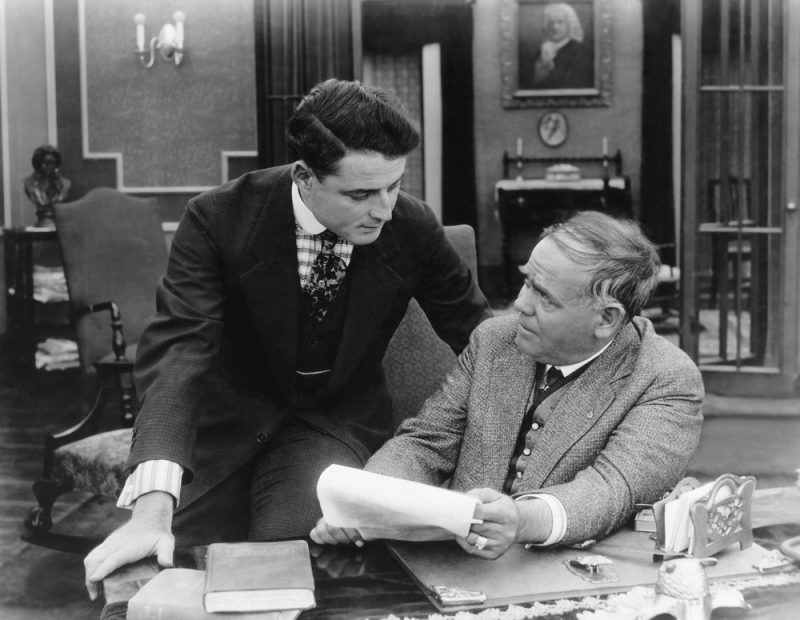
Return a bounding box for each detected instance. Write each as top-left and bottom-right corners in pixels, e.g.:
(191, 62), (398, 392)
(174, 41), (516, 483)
(126, 568), (298, 620)
(203, 540), (315, 613)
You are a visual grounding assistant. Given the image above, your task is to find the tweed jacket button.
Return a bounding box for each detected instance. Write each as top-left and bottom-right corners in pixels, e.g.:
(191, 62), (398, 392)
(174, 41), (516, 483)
(523, 448), (531, 456)
(256, 431), (268, 444)
(531, 422), (539, 430)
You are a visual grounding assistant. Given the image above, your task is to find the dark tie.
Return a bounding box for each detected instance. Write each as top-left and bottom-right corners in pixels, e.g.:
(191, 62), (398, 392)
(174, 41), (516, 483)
(525, 364), (564, 416)
(305, 230), (347, 323)
(543, 365), (564, 393)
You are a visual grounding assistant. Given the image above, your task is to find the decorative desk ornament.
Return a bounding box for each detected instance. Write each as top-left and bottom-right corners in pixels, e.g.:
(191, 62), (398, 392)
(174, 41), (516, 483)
(653, 473), (756, 559)
(635, 557), (750, 620)
(753, 548), (797, 573)
(428, 585), (486, 607)
(564, 554), (618, 584)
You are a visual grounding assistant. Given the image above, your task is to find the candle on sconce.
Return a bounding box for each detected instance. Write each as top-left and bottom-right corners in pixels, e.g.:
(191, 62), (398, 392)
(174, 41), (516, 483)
(517, 138), (523, 157)
(174, 11), (185, 49)
(134, 13), (146, 52)
(602, 137), (608, 157)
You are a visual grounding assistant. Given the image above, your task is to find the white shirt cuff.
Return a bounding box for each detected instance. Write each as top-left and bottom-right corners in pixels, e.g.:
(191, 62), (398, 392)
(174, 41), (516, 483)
(515, 493), (567, 547)
(117, 460), (183, 510)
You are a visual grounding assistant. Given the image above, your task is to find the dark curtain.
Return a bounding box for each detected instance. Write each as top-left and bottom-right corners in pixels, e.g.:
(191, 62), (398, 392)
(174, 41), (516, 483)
(254, 0), (355, 168)
(641, 0), (681, 261)
(254, 0), (476, 230)
(362, 1), (476, 229)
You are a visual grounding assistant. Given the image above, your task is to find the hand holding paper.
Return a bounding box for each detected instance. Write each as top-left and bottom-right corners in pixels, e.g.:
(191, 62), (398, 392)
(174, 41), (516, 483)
(316, 465), (480, 542)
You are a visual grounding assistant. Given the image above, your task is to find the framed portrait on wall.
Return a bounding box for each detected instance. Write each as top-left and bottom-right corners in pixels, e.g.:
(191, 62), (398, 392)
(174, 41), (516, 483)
(500, 0), (612, 108)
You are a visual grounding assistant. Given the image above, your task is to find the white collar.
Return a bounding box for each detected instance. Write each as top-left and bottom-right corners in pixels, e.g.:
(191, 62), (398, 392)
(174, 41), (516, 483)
(551, 37), (571, 53)
(554, 338), (613, 377)
(291, 182), (326, 235)
(541, 37), (571, 57)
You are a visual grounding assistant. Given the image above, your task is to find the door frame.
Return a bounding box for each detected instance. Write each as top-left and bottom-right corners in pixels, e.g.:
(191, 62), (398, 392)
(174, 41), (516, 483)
(680, 0), (800, 396)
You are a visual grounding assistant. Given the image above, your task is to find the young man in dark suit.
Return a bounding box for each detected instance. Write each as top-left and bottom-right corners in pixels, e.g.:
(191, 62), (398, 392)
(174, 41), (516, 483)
(84, 78), (490, 595)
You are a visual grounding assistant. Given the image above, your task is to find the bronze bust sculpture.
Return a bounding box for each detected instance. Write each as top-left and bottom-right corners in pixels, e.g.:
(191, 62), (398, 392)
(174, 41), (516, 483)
(23, 145), (71, 228)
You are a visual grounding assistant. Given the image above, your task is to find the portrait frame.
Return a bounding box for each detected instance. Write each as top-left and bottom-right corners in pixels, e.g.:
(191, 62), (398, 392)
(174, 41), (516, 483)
(499, 0), (613, 108)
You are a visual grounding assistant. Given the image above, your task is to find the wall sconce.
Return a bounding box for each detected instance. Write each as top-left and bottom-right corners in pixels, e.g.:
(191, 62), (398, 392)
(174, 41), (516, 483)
(134, 11), (185, 68)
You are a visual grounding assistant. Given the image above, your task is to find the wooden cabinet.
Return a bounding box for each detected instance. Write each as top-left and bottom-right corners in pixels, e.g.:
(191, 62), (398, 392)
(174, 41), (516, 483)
(496, 178), (633, 296)
(3, 228), (73, 372)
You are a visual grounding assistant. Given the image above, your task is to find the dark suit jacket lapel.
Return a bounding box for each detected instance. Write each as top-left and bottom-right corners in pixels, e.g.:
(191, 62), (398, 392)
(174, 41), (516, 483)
(238, 171), (300, 392)
(329, 225), (403, 388)
(525, 322), (639, 488)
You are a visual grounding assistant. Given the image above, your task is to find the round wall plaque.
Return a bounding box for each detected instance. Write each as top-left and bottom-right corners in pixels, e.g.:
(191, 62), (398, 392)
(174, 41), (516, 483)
(538, 111), (568, 148)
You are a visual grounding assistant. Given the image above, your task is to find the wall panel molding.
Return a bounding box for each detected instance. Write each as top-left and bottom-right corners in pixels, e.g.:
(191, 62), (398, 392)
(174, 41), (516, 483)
(78, 0), (257, 193)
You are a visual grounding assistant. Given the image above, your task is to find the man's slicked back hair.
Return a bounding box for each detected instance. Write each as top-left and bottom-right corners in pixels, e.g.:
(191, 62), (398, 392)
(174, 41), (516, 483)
(286, 78), (420, 178)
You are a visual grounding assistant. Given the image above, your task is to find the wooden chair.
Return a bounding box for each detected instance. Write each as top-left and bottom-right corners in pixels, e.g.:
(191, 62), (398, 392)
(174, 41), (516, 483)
(22, 220), (483, 552)
(706, 178), (753, 360)
(22, 188), (168, 552)
(382, 224), (481, 426)
(642, 243), (680, 326)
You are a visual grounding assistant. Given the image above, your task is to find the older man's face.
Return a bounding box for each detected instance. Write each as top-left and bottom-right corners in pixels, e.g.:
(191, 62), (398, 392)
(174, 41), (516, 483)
(545, 9), (570, 43)
(513, 237), (603, 365)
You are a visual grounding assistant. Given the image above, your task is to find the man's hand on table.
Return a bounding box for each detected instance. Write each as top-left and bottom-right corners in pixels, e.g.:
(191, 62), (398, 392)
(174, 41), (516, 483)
(310, 487), (533, 561)
(84, 491), (175, 601)
(455, 488), (520, 560)
(310, 516), (365, 548)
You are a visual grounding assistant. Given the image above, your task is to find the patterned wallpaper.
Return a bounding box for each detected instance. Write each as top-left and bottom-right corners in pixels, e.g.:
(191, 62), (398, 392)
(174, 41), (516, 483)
(364, 52), (424, 202)
(82, 0), (256, 189)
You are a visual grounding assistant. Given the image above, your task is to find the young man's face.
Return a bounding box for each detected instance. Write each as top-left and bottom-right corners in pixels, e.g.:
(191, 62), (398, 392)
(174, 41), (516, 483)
(513, 236), (604, 365)
(293, 151), (406, 245)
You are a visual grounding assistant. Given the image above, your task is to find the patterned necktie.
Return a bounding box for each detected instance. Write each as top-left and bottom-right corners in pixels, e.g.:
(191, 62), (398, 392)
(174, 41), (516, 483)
(305, 230), (347, 323)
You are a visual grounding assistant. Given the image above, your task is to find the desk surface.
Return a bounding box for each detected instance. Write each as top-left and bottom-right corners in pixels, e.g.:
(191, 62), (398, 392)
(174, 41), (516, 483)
(104, 487), (800, 620)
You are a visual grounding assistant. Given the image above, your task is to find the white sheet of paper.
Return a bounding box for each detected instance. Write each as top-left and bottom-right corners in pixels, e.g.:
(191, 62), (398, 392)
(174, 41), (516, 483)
(317, 465), (480, 541)
(664, 480), (731, 553)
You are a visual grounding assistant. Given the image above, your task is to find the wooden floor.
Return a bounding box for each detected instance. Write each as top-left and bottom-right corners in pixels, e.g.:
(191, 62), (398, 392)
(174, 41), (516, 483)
(0, 351), (89, 561)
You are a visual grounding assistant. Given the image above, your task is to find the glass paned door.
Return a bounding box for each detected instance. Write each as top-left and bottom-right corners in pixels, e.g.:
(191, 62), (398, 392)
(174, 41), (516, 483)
(681, 0), (800, 395)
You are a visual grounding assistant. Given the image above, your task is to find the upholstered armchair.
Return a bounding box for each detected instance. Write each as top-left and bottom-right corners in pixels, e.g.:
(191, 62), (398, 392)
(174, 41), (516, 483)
(23, 188), (168, 552)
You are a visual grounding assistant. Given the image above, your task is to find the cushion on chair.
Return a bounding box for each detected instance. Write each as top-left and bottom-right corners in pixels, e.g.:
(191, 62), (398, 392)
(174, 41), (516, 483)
(382, 225), (481, 428)
(383, 300), (458, 428)
(52, 429), (132, 499)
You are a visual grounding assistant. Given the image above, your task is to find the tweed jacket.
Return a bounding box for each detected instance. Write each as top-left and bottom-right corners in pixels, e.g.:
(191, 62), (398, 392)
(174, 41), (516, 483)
(366, 314), (705, 545)
(127, 165), (490, 507)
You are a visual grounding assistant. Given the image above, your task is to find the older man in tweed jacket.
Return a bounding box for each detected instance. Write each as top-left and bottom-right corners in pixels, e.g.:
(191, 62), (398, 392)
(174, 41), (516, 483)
(312, 211), (704, 559)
